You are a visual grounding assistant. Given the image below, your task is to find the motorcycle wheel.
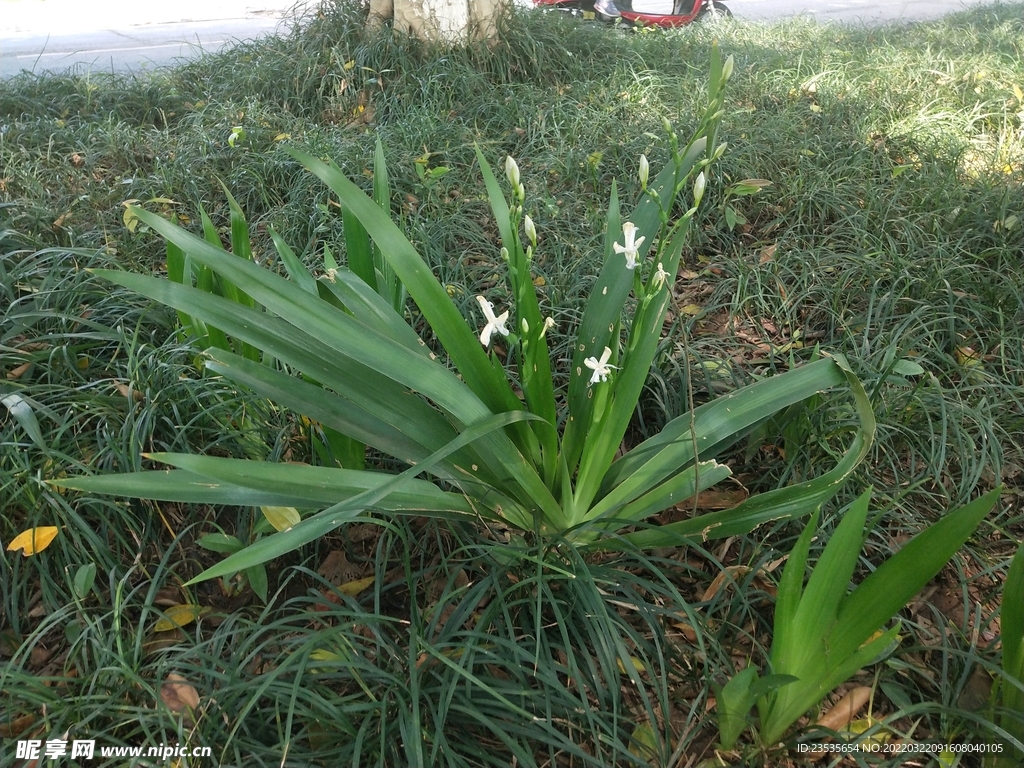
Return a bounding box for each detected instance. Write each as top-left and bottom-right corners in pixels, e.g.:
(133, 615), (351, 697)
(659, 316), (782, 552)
(697, 1), (731, 20)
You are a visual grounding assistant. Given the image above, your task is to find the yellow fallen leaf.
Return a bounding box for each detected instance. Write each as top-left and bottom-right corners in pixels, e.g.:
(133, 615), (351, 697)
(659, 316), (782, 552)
(680, 304), (702, 316)
(274, 133), (291, 142)
(262, 506), (300, 532)
(628, 721), (658, 761)
(154, 604), (202, 632)
(310, 649), (348, 663)
(335, 576), (375, 597)
(532, 275), (546, 287)
(616, 655), (646, 674)
(7, 527), (59, 556)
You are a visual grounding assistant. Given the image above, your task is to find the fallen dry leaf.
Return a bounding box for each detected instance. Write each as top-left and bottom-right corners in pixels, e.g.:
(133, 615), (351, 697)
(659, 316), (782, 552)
(671, 621), (698, 643)
(160, 673), (200, 716)
(815, 686), (872, 731)
(7, 527), (60, 556)
(6, 362), (31, 381)
(701, 566), (752, 602)
(113, 382), (145, 402)
(153, 604), (202, 632)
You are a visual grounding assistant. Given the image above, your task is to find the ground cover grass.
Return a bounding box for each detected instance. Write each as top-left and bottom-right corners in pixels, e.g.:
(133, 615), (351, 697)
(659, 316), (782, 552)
(1, 1), (1023, 765)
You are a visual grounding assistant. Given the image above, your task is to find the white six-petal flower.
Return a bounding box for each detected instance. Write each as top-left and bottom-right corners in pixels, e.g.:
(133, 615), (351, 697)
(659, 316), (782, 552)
(476, 296), (510, 347)
(613, 221), (646, 270)
(584, 346), (617, 385)
(653, 262), (670, 289)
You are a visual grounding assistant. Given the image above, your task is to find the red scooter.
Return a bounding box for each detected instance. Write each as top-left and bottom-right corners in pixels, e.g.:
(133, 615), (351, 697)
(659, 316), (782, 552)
(533, 0), (730, 27)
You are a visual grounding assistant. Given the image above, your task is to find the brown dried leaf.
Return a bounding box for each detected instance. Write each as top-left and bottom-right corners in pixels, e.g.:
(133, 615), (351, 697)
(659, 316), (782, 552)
(160, 673), (200, 715)
(6, 362), (31, 381)
(689, 487), (749, 511)
(113, 382), (144, 402)
(317, 550), (358, 586)
(671, 621), (698, 643)
(815, 686), (872, 731)
(701, 565), (751, 602)
(759, 244), (777, 263)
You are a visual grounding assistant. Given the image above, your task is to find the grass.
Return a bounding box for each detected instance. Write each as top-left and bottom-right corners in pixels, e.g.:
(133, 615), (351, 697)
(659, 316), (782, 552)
(2, 1), (1023, 765)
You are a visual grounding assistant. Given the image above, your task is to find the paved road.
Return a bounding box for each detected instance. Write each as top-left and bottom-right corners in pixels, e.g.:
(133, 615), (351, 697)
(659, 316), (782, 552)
(0, 0), (1006, 79)
(1, 19), (286, 78)
(737, 0), (1000, 23)
(0, 0), (295, 78)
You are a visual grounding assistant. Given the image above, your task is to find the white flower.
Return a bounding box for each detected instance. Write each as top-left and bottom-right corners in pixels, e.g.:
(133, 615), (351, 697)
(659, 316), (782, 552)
(584, 346), (617, 385)
(652, 262), (670, 289)
(613, 222), (646, 270)
(540, 316), (556, 338)
(476, 296), (510, 347)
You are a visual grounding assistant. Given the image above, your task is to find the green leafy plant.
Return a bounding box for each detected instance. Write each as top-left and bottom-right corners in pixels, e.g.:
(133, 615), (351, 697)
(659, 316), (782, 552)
(988, 541), (1024, 766)
(717, 486), (999, 750)
(54, 45), (873, 586)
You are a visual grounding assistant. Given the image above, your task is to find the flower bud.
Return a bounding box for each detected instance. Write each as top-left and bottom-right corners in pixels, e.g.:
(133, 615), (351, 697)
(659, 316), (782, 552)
(722, 56), (735, 83)
(638, 154), (649, 190)
(500, 246), (510, 262)
(524, 215), (537, 248)
(517, 183), (525, 202)
(712, 142), (728, 161)
(541, 316), (555, 338)
(505, 156), (520, 188)
(521, 318), (530, 334)
(693, 171), (706, 207)
(661, 116), (673, 134)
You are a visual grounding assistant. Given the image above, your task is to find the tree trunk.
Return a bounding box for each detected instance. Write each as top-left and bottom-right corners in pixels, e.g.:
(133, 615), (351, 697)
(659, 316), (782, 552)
(373, 0), (502, 43)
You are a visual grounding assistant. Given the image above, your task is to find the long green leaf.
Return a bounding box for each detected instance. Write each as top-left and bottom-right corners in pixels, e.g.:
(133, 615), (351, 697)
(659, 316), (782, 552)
(475, 146), (557, 479)
(1, 391), (47, 451)
(592, 357), (857, 531)
(610, 426), (870, 549)
(269, 227), (318, 296)
(581, 460), (730, 536)
(52, 465), (477, 515)
(341, 203), (375, 289)
(573, 227), (686, 516)
(185, 410), (541, 582)
(777, 490), (871, 687)
(1002, 542), (1024, 759)
(830, 487), (999, 661)
(98, 216), (560, 520)
(286, 149), (526, 426)
(202, 349), (484, 482)
(602, 358), (847, 494)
